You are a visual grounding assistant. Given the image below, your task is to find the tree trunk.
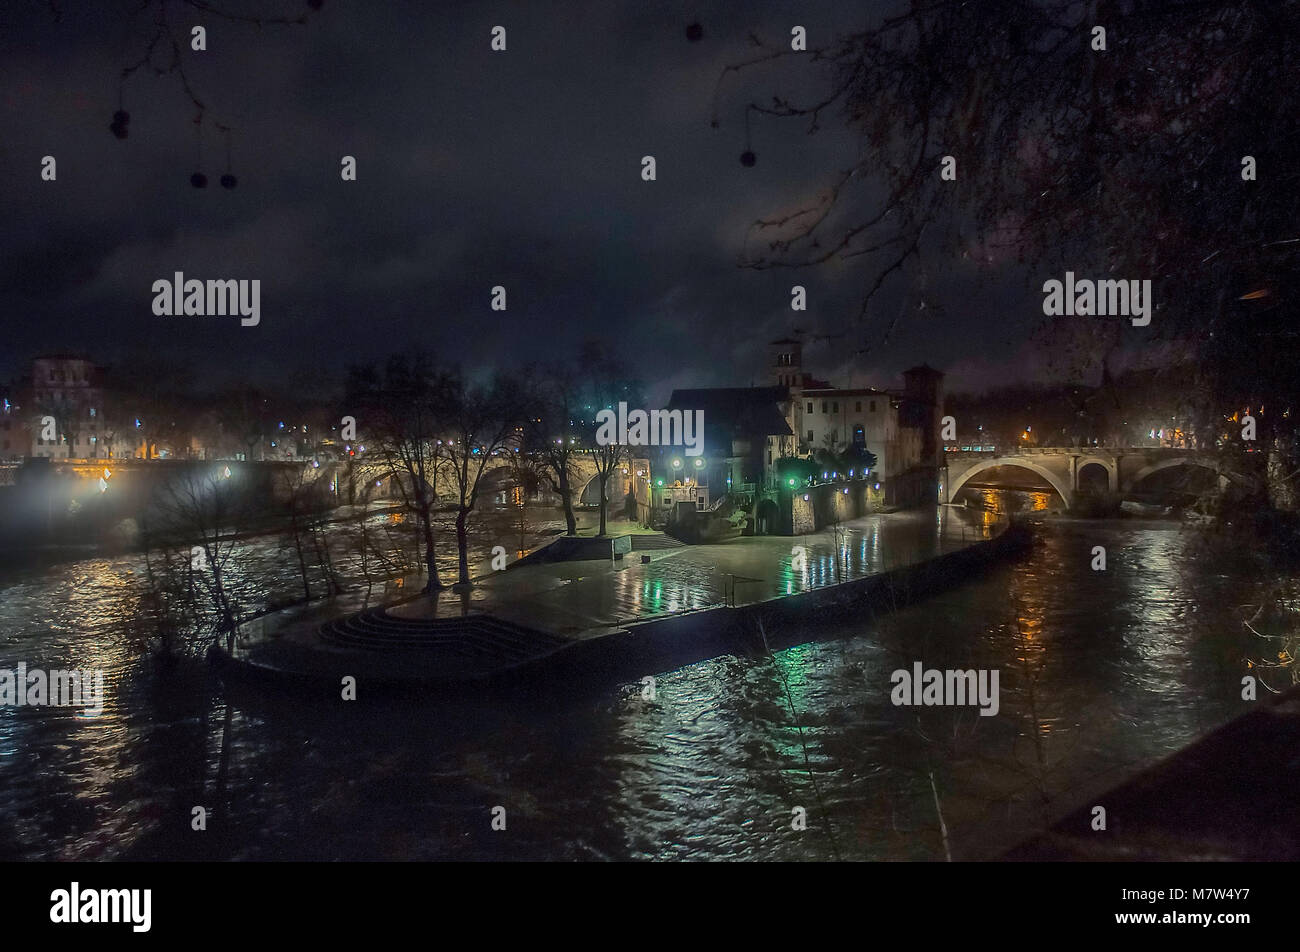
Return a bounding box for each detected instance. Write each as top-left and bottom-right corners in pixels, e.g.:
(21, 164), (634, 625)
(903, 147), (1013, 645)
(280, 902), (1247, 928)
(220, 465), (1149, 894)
(456, 506), (471, 585)
(1267, 439), (1299, 512)
(556, 466), (577, 535)
(598, 473), (609, 536)
(291, 522), (311, 600)
(418, 499), (442, 592)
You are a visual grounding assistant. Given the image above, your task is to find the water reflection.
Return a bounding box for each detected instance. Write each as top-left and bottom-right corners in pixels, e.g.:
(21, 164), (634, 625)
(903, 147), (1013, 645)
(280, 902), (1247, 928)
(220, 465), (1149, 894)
(0, 499), (1288, 860)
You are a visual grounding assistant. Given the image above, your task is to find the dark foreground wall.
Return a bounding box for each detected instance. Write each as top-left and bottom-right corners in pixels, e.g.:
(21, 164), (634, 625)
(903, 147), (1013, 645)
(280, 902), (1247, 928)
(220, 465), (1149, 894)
(1003, 685), (1300, 861)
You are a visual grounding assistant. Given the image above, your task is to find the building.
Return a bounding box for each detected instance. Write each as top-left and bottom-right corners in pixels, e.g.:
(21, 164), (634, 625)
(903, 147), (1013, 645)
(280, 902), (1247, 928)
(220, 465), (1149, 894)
(770, 339), (942, 505)
(0, 388), (22, 460)
(29, 356), (108, 459)
(649, 337), (944, 529)
(655, 386), (796, 516)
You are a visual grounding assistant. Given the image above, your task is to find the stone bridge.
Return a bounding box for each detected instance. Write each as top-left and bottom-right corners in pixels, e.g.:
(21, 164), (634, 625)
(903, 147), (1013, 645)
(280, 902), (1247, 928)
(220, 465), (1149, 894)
(943, 447), (1259, 509)
(0, 452), (643, 516)
(375, 449), (648, 507)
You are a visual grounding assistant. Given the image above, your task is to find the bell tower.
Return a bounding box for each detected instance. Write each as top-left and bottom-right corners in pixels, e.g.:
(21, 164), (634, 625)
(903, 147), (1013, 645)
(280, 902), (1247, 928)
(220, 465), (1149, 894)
(768, 338), (803, 389)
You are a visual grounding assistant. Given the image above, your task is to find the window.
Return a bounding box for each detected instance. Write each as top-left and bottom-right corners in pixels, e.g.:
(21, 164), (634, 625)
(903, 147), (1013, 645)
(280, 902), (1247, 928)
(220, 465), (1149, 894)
(89, 408), (96, 417)
(869, 400), (876, 412)
(822, 402), (828, 413)
(806, 430), (814, 443)
(807, 402), (813, 414)
(855, 401), (861, 413)
(832, 402), (838, 413)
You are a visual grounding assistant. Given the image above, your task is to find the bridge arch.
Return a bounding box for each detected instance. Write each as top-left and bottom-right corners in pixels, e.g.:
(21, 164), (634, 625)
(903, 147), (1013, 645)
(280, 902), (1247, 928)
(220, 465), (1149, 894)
(948, 456), (1073, 509)
(1125, 457), (1229, 493)
(1077, 457), (1116, 492)
(578, 472), (611, 506)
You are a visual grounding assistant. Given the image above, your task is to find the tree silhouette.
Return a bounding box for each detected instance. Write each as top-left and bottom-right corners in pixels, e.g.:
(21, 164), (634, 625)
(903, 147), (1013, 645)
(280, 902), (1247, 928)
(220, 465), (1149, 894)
(79, 0), (318, 180)
(719, 1), (1300, 497)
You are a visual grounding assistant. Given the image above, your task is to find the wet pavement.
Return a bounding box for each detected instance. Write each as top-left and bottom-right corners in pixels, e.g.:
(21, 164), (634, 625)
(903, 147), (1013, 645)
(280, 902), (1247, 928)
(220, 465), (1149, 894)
(223, 506), (1004, 680)
(392, 506), (1001, 636)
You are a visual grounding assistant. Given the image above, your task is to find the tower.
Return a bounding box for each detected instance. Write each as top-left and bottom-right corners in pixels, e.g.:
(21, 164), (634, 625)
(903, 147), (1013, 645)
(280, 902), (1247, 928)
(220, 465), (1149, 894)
(901, 364), (945, 466)
(768, 338), (803, 389)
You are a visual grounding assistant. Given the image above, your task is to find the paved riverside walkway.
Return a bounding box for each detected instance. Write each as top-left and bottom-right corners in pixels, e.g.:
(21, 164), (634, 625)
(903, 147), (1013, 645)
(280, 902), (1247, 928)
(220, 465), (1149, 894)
(389, 506), (1000, 637)
(220, 506), (1003, 683)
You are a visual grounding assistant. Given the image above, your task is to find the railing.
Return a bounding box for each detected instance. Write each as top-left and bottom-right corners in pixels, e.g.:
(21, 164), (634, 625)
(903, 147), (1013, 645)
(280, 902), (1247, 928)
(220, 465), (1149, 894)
(945, 445), (1203, 456)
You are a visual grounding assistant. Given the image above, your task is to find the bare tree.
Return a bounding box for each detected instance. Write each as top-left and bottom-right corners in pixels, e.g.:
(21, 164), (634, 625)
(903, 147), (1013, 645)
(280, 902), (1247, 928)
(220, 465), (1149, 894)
(578, 341), (639, 537)
(216, 386), (271, 462)
(438, 372), (526, 587)
(718, 1), (1300, 502)
(529, 364), (583, 536)
(275, 464), (341, 601)
(143, 465), (248, 650)
(346, 354), (453, 593)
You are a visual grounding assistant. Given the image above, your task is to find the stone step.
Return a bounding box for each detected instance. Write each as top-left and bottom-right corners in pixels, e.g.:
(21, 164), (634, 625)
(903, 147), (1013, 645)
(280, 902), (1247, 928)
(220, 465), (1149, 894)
(629, 533), (685, 551)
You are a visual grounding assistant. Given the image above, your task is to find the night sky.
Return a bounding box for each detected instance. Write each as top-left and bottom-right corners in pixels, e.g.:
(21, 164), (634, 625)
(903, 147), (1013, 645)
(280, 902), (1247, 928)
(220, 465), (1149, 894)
(2, 1), (1057, 401)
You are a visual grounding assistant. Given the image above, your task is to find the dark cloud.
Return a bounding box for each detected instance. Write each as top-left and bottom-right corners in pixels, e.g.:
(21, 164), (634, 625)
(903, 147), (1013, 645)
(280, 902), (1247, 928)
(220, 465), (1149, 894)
(1, 0), (1046, 395)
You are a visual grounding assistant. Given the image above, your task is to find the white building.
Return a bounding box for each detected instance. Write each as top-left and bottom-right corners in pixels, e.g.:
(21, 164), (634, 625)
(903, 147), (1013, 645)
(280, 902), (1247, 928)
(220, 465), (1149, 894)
(767, 339), (941, 503)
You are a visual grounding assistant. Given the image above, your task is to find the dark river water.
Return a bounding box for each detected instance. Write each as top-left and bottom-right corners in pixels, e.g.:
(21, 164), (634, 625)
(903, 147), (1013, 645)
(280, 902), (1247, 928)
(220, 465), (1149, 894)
(0, 492), (1286, 860)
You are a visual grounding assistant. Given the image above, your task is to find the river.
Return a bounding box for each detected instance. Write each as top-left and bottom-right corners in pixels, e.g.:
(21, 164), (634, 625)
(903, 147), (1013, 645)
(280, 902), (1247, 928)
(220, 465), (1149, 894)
(0, 492), (1288, 860)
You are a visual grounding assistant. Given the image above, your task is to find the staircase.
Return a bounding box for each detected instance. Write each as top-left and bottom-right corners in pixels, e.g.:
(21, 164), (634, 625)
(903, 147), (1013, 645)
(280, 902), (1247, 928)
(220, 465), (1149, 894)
(629, 532), (686, 551)
(317, 608), (568, 675)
